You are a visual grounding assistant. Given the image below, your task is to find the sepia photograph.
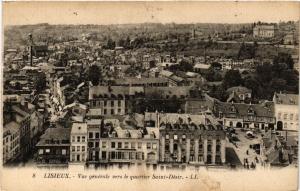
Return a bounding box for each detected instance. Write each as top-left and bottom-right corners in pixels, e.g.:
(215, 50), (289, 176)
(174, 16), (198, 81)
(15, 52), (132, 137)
(1, 1), (299, 191)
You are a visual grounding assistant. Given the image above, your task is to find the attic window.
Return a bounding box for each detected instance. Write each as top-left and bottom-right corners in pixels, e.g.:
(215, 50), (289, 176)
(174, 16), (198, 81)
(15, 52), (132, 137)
(78, 126), (81, 130)
(248, 107), (254, 114)
(230, 105), (236, 113)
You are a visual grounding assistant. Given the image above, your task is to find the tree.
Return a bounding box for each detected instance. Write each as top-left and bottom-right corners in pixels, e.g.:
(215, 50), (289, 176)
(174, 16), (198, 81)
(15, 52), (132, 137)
(273, 52), (294, 69)
(88, 65), (102, 86)
(256, 63), (273, 84)
(270, 78), (287, 92)
(223, 70), (243, 89)
(244, 77), (260, 97)
(106, 38), (116, 50)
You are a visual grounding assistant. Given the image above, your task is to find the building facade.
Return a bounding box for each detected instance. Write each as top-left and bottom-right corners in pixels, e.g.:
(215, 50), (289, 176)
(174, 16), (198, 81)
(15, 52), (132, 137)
(36, 128), (71, 165)
(157, 113), (226, 165)
(273, 93), (299, 132)
(70, 122), (88, 163)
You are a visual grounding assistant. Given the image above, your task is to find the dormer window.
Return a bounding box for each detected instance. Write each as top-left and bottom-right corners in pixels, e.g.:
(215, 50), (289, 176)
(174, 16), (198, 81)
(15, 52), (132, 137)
(248, 107), (254, 115)
(230, 105), (236, 113)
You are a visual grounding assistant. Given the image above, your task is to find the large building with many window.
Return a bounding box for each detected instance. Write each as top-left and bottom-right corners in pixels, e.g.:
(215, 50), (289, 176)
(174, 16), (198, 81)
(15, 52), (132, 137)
(148, 113), (226, 165)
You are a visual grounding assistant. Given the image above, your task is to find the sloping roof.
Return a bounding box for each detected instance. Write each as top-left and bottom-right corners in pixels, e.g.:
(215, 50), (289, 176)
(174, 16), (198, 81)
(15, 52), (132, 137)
(194, 63), (210, 69)
(216, 101), (274, 117)
(4, 121), (20, 134)
(226, 92), (241, 103)
(160, 70), (174, 77)
(71, 122), (88, 134)
(114, 77), (168, 85)
(89, 86), (144, 99)
(63, 102), (87, 110)
(36, 128), (71, 146)
(144, 86), (191, 98)
(274, 93), (298, 105)
(226, 86), (252, 94)
(12, 105), (30, 118)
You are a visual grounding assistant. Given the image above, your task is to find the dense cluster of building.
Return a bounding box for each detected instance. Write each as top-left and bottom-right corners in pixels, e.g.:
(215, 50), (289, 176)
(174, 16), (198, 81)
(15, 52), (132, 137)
(3, 23), (299, 169)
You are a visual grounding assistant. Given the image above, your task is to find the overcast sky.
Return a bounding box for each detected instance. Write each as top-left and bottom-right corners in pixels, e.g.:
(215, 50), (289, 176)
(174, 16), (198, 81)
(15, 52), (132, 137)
(3, 1), (300, 26)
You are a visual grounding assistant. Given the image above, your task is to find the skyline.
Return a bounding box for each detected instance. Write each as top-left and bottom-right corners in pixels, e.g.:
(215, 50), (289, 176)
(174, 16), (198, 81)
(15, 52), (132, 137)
(3, 1), (300, 26)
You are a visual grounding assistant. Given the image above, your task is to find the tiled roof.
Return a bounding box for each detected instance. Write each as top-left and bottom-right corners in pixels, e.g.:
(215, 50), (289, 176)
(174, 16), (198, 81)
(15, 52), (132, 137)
(216, 101), (274, 118)
(71, 122), (88, 134)
(114, 77), (168, 85)
(226, 86), (252, 94)
(4, 121), (20, 134)
(36, 128), (71, 146)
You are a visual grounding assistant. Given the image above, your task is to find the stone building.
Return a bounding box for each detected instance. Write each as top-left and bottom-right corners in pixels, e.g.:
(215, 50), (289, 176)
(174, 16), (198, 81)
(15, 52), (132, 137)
(36, 128), (71, 165)
(273, 93), (299, 132)
(70, 122), (88, 163)
(151, 113), (226, 165)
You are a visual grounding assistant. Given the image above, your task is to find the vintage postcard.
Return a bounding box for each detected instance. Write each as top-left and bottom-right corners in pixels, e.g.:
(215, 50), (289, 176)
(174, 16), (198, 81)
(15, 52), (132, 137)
(1, 1), (299, 191)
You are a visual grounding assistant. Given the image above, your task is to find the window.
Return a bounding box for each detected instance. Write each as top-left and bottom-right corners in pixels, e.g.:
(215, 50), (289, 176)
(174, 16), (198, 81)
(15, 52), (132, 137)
(111, 101), (114, 107)
(283, 114), (288, 120)
(174, 144), (178, 151)
(278, 113), (282, 120)
(77, 136), (80, 142)
(296, 114), (299, 121)
(131, 142), (135, 149)
(182, 134), (186, 141)
(118, 100), (121, 107)
(45, 149), (50, 153)
(104, 101), (107, 107)
(124, 142), (129, 149)
(118, 142), (122, 148)
(207, 145), (212, 152)
(95, 133), (100, 139)
(62, 149), (66, 155)
(111, 142), (116, 148)
(82, 136), (85, 142)
(39, 149), (44, 155)
(102, 142), (107, 148)
(111, 109), (114, 115)
(82, 146), (85, 151)
(118, 109), (121, 114)
(77, 146), (80, 152)
(104, 109), (107, 115)
(138, 142), (142, 149)
(95, 142), (99, 148)
(102, 151), (107, 159)
(72, 146), (75, 152)
(290, 114), (294, 120)
(174, 134), (178, 140)
(88, 142), (94, 148)
(72, 136), (75, 142)
(166, 134), (169, 139)
(89, 132), (93, 139)
(152, 143), (157, 149)
(147, 143), (151, 149)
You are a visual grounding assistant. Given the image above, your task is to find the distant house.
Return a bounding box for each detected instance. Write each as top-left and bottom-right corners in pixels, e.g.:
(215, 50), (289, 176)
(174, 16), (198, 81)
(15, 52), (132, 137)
(283, 33), (295, 45)
(194, 63), (210, 74)
(226, 86), (252, 103)
(253, 24), (276, 38)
